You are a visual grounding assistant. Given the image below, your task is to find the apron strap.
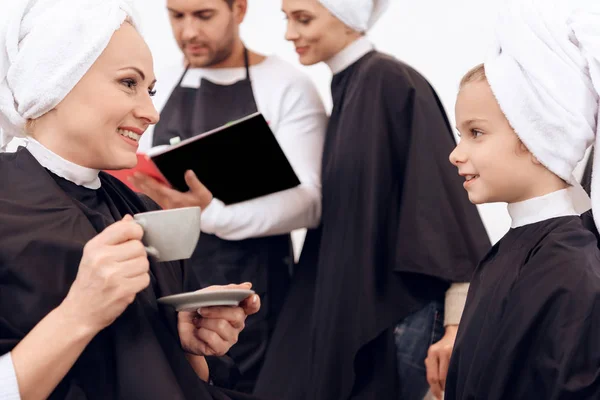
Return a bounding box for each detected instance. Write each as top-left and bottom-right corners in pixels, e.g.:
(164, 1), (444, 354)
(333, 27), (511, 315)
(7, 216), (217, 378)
(177, 65), (190, 88)
(243, 47), (251, 82)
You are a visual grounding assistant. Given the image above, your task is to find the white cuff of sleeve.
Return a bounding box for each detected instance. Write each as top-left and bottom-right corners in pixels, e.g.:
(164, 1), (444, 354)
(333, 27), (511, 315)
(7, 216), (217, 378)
(0, 353), (21, 400)
(199, 198), (225, 235)
(444, 283), (470, 326)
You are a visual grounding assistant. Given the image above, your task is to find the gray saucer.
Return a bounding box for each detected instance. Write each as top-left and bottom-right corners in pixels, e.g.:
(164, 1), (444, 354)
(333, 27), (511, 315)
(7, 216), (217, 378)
(158, 289), (255, 312)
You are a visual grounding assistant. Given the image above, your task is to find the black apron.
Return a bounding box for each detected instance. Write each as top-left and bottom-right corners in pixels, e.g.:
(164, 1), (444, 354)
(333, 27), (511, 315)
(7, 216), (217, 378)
(153, 50), (293, 393)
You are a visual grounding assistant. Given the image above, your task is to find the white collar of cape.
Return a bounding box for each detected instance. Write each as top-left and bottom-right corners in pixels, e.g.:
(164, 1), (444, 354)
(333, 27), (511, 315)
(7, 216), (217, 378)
(325, 36), (375, 75)
(507, 188), (578, 229)
(25, 137), (101, 189)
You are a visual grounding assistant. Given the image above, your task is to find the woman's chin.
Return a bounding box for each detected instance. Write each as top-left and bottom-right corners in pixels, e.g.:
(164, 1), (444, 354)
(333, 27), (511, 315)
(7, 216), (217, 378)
(298, 54), (321, 66)
(103, 152), (138, 171)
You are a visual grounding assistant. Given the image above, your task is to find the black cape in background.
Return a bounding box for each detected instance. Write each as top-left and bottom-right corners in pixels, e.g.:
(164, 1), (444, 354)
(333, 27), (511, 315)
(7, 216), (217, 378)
(0, 148), (259, 400)
(445, 215), (600, 400)
(582, 147), (594, 196)
(254, 51), (490, 400)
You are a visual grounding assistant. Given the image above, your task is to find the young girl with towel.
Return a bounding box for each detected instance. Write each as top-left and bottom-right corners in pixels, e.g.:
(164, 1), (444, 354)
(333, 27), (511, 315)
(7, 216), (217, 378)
(445, 0), (600, 398)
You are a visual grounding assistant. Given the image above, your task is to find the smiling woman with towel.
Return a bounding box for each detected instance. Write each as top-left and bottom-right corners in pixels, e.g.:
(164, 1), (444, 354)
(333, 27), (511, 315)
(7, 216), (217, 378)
(0, 1), (263, 399)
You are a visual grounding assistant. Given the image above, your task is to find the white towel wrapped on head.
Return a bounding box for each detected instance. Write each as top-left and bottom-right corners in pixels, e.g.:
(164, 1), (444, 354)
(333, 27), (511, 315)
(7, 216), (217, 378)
(484, 0), (600, 224)
(318, 0), (389, 32)
(0, 0), (142, 149)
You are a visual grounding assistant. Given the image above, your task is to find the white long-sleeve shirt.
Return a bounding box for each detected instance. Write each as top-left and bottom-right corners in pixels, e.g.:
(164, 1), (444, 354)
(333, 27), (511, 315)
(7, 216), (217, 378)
(141, 55), (327, 241)
(0, 353), (20, 400)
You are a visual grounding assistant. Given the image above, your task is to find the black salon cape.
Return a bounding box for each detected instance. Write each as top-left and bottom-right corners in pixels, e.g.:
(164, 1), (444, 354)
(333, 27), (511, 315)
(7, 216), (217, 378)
(0, 148), (259, 400)
(254, 51), (490, 399)
(445, 214), (600, 400)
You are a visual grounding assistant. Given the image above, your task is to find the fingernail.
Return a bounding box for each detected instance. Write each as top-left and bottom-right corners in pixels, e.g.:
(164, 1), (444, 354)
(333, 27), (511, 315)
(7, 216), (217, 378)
(252, 295), (258, 304)
(197, 308), (205, 315)
(242, 282), (252, 286)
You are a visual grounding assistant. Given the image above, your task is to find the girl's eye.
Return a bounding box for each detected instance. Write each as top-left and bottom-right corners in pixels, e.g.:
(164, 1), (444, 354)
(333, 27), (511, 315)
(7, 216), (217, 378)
(149, 89), (157, 97)
(471, 129), (483, 138)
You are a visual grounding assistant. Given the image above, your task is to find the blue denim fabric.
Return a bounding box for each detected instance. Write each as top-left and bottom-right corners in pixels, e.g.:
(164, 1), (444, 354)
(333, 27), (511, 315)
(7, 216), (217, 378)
(394, 300), (444, 400)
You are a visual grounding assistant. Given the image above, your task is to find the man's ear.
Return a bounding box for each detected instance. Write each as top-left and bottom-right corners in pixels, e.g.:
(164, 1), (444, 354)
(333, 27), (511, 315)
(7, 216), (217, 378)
(233, 0), (248, 24)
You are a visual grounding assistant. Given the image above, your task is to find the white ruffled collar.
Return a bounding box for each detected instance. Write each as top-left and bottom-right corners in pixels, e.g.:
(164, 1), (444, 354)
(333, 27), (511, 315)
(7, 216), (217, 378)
(325, 36), (374, 75)
(508, 188), (577, 228)
(26, 138), (101, 189)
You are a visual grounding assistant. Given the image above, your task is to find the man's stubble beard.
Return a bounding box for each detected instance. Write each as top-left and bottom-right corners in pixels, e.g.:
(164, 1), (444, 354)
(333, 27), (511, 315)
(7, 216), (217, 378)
(186, 19), (237, 68)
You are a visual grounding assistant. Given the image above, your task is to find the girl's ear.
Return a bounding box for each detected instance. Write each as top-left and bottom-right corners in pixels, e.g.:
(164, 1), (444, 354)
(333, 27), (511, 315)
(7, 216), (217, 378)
(517, 140), (542, 165)
(519, 141), (528, 153)
(516, 140), (531, 157)
(530, 153), (543, 165)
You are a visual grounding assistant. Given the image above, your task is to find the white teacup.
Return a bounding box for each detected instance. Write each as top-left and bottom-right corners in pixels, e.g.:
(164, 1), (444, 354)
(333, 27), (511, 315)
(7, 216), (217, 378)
(133, 207), (201, 262)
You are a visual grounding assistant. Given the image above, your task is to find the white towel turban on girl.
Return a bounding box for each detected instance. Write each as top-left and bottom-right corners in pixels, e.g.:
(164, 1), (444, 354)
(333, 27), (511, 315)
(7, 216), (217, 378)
(484, 0), (600, 223)
(0, 0), (142, 149)
(318, 0), (390, 32)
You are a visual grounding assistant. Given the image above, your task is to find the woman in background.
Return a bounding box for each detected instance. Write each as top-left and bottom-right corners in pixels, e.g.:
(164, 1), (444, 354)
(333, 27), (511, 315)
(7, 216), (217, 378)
(254, 1), (490, 399)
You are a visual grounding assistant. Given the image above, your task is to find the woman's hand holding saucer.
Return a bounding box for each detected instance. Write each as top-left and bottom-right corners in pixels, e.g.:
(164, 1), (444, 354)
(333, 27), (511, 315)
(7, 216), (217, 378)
(178, 283), (261, 357)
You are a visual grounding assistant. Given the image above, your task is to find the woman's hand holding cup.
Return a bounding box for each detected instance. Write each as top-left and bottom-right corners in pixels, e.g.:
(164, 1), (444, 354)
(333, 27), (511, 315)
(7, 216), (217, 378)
(61, 215), (151, 335)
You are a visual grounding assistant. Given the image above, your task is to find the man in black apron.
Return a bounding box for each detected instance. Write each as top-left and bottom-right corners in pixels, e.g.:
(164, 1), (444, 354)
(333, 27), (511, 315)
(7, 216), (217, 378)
(132, 0), (326, 393)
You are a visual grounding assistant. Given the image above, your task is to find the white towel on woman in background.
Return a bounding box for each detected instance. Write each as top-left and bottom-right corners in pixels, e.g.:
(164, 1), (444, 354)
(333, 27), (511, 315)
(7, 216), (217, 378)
(317, 0), (389, 32)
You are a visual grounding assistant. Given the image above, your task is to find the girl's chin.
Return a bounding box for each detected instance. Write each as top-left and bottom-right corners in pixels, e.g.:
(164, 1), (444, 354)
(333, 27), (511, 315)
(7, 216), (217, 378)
(467, 192), (488, 205)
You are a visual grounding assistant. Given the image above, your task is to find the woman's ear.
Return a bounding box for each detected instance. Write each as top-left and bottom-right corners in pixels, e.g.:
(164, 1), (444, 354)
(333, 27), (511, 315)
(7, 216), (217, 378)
(523, 142), (543, 165)
(25, 119), (37, 135)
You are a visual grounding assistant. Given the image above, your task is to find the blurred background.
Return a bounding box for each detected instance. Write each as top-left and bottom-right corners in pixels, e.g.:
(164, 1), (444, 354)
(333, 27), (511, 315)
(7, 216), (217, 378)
(140, 0), (516, 250)
(5, 0), (592, 246)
